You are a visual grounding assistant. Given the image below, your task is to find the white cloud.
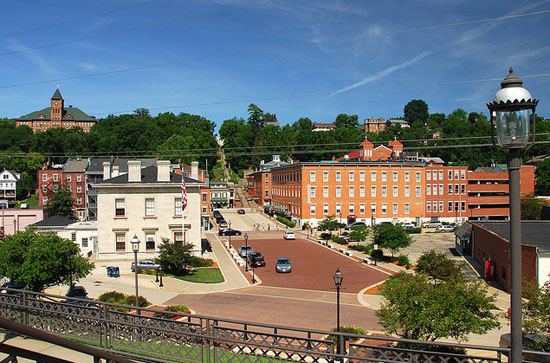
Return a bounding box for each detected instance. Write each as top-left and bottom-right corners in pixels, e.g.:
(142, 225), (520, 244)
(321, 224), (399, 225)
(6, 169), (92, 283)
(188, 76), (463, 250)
(5, 38), (57, 76)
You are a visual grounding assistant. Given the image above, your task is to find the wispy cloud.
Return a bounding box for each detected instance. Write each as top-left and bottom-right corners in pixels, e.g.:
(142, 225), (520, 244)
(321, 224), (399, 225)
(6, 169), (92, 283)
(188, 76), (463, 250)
(6, 38), (57, 76)
(330, 51), (432, 96)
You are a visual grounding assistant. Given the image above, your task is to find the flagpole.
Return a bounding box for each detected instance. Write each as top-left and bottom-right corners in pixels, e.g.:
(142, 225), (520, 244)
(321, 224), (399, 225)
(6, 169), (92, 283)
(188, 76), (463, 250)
(181, 164), (186, 245)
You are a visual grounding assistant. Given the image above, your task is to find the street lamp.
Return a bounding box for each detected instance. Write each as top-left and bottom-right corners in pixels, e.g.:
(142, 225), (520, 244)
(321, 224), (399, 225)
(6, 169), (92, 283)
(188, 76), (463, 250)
(65, 250), (75, 290)
(333, 268), (344, 360)
(339, 212), (342, 236)
(487, 67), (538, 363)
(130, 234), (141, 314)
(373, 244), (378, 266)
(244, 233), (249, 272)
(228, 220), (232, 249)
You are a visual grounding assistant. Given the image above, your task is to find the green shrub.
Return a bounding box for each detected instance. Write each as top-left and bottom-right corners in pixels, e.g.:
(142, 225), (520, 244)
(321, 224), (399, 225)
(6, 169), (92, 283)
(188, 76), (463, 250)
(349, 245), (372, 254)
(397, 255), (410, 266)
(153, 304), (191, 319)
(327, 326), (367, 343)
(320, 233), (331, 240)
(371, 249), (384, 259)
(198, 258), (213, 267)
(277, 215), (295, 228)
(98, 291), (150, 309)
(407, 227), (422, 234)
(98, 291), (126, 302)
(126, 295), (151, 307)
(332, 236), (347, 245)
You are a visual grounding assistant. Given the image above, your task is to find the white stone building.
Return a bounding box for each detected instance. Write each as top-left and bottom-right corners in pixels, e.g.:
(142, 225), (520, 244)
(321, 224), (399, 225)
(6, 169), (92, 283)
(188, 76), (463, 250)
(93, 160), (204, 260)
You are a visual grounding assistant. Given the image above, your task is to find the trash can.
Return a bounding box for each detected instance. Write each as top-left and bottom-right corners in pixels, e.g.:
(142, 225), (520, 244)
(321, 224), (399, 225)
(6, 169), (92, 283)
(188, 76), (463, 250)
(112, 266), (120, 277)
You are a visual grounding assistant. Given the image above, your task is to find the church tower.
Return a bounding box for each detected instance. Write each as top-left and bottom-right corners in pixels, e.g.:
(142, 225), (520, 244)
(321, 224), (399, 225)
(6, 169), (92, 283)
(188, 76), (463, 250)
(50, 88), (64, 127)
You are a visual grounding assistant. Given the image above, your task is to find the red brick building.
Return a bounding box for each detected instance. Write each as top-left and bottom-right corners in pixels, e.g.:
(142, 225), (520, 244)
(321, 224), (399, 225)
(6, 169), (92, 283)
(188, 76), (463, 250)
(363, 118), (387, 133)
(16, 89), (96, 133)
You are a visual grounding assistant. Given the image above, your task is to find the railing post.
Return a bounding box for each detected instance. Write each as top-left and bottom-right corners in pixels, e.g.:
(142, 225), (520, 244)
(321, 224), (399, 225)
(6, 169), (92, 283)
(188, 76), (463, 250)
(205, 318), (211, 363)
(102, 303), (109, 350)
(22, 291), (28, 326)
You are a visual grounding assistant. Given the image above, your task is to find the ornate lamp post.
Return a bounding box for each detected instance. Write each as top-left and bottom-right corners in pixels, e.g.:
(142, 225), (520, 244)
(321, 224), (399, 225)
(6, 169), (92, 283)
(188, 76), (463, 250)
(228, 220), (232, 249)
(244, 233), (249, 272)
(65, 250), (75, 290)
(333, 268), (344, 360)
(487, 67), (538, 363)
(130, 234), (141, 315)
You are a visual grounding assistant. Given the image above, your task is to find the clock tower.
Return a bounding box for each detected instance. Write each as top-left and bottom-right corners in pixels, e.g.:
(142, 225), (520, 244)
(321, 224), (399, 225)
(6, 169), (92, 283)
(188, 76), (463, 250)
(50, 88), (64, 127)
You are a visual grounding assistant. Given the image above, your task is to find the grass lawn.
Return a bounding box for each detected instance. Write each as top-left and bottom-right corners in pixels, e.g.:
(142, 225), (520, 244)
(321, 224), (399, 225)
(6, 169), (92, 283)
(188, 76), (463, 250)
(175, 268), (224, 283)
(15, 193), (39, 207)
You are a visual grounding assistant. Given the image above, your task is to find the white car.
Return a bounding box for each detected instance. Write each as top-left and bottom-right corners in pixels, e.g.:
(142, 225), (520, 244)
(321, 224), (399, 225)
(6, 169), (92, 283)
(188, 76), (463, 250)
(436, 224), (455, 232)
(283, 231), (296, 240)
(401, 222), (415, 229)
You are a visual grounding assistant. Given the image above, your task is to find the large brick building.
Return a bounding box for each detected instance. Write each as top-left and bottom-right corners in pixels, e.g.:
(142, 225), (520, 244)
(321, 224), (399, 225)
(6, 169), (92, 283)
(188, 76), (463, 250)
(16, 89), (96, 133)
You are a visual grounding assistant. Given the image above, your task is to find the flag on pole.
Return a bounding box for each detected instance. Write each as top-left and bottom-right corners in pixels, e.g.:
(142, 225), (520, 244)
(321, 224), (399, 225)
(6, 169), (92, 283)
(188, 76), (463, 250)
(181, 174), (188, 211)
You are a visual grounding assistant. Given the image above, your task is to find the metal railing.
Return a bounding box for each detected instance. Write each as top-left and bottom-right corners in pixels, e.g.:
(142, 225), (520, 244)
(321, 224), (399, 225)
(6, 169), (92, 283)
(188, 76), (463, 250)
(0, 288), (547, 363)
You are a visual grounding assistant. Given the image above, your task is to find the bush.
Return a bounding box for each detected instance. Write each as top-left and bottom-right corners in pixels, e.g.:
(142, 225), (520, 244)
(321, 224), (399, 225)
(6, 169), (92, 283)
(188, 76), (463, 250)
(277, 215), (295, 228)
(98, 291), (126, 302)
(332, 236), (347, 245)
(349, 245), (373, 254)
(397, 255), (410, 266)
(407, 227), (422, 234)
(371, 249), (384, 260)
(125, 295), (151, 307)
(98, 291), (151, 308)
(198, 258), (213, 267)
(153, 304), (190, 319)
(327, 326), (367, 343)
(320, 233), (331, 240)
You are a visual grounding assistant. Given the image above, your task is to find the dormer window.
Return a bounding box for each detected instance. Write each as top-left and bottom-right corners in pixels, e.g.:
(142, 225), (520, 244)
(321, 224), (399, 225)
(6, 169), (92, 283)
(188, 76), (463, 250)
(66, 114), (73, 119)
(39, 114), (45, 119)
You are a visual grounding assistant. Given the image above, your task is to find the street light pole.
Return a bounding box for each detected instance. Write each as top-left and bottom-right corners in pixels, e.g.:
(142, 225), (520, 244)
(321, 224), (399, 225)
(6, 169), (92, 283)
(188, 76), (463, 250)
(130, 234), (141, 315)
(229, 220), (232, 249)
(333, 268), (343, 360)
(244, 233), (249, 272)
(487, 68), (538, 363)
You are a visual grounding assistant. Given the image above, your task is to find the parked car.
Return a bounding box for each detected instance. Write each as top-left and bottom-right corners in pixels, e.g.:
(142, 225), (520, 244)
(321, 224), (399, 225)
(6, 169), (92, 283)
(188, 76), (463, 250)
(378, 221), (394, 226)
(238, 245), (254, 258)
(345, 222), (367, 230)
(276, 257), (292, 273)
(64, 286), (94, 305)
(1, 279), (25, 294)
(422, 221), (442, 228)
(499, 333), (550, 362)
(283, 231), (296, 240)
(401, 222), (415, 229)
(131, 259), (160, 272)
(436, 224), (455, 232)
(213, 210), (221, 218)
(237, 209), (246, 214)
(219, 228), (242, 236)
(343, 236), (363, 242)
(218, 220), (228, 228)
(247, 252), (265, 267)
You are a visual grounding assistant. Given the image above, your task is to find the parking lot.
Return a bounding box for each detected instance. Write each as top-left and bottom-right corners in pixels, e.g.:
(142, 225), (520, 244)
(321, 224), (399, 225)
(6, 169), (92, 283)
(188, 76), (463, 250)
(228, 231), (388, 293)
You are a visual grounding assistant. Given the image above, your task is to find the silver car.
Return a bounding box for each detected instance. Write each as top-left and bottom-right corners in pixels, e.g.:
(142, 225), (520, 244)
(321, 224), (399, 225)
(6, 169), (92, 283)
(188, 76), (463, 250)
(276, 258), (292, 273)
(131, 259), (160, 272)
(238, 245), (254, 258)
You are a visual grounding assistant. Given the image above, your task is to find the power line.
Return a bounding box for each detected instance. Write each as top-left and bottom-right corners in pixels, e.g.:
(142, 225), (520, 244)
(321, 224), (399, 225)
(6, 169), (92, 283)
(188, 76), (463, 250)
(0, 0), (278, 57)
(1, 10), (549, 90)
(1, 0), (162, 38)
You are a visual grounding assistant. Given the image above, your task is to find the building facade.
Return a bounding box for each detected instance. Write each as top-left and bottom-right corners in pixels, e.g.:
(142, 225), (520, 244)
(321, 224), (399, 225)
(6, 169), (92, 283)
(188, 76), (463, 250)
(363, 118), (387, 133)
(0, 169), (20, 201)
(16, 89), (97, 133)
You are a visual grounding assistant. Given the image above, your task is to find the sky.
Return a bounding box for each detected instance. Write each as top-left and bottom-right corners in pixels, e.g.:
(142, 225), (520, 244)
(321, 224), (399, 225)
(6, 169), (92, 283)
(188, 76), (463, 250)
(1, 0), (549, 131)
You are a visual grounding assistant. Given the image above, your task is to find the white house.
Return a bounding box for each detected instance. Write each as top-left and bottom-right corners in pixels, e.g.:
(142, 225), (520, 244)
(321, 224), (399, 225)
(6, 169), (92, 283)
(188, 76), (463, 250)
(93, 160), (205, 260)
(0, 169), (20, 201)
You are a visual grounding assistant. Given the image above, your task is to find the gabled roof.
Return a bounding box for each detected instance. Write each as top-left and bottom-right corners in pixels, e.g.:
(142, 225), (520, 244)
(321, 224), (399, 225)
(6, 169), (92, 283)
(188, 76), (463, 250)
(360, 139), (373, 146)
(31, 216), (74, 228)
(51, 89), (62, 100)
(17, 107), (96, 122)
(373, 145), (392, 152)
(388, 139), (403, 147)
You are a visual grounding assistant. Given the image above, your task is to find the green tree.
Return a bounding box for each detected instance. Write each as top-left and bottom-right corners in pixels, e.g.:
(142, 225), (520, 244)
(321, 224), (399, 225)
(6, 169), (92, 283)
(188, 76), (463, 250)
(334, 113), (359, 129)
(133, 108), (151, 118)
(0, 230), (94, 291)
(415, 249), (463, 283)
(318, 216), (341, 232)
(156, 238), (195, 275)
(404, 99), (429, 125)
(374, 225), (412, 257)
(523, 277), (550, 351)
(521, 193), (546, 220)
(47, 184), (75, 220)
(535, 158), (550, 195)
(376, 272), (500, 342)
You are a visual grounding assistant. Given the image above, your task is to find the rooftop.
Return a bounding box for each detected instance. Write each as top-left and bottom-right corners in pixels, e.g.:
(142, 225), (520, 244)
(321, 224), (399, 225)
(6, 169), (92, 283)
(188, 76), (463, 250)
(472, 220), (550, 253)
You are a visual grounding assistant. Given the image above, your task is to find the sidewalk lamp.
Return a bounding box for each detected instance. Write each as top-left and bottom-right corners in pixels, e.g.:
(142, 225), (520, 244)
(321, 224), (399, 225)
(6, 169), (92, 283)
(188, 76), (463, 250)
(333, 269), (344, 359)
(487, 67), (538, 363)
(228, 220), (232, 249)
(130, 234), (141, 315)
(373, 244), (378, 266)
(244, 233), (249, 272)
(65, 250), (75, 290)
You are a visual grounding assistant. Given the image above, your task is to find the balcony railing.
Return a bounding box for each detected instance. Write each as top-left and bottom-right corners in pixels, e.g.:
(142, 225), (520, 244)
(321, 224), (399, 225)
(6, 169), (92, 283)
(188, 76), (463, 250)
(1, 288), (548, 362)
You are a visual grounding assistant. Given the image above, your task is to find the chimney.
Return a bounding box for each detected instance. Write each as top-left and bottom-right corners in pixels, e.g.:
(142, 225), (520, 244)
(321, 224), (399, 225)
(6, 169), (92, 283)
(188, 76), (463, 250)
(127, 160), (141, 182)
(273, 155), (280, 162)
(112, 165), (120, 177)
(110, 155), (114, 164)
(191, 161), (199, 180)
(260, 160), (265, 165)
(157, 160), (170, 182)
(102, 162), (111, 180)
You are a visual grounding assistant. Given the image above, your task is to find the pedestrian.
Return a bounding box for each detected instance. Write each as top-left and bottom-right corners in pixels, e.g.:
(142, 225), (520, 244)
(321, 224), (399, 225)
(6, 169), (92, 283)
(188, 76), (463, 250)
(268, 224), (271, 231)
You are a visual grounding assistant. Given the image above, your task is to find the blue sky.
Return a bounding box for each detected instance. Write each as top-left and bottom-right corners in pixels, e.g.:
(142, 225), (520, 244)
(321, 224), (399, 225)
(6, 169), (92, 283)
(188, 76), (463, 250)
(1, 0), (549, 131)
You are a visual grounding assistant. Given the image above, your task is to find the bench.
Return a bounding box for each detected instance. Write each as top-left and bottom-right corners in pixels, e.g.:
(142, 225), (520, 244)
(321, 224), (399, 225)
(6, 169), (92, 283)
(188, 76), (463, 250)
(363, 258), (373, 265)
(346, 251), (353, 257)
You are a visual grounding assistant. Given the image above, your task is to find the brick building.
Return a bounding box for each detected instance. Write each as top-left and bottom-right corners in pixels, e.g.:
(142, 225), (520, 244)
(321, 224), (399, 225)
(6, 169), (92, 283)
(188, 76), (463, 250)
(363, 118), (387, 133)
(250, 155), (289, 207)
(16, 89), (96, 133)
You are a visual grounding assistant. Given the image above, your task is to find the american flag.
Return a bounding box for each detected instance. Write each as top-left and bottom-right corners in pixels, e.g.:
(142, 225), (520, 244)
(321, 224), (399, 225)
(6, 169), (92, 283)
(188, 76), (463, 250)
(181, 174), (187, 211)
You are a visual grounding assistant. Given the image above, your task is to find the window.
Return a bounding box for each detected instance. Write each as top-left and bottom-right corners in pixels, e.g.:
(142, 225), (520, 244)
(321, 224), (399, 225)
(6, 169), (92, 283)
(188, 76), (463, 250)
(265, 190), (268, 198)
(393, 203), (398, 214)
(323, 204), (329, 216)
(53, 174), (58, 181)
(145, 198), (155, 216)
(404, 172), (410, 182)
(360, 203), (365, 214)
(77, 197), (82, 205)
(427, 202), (431, 213)
(336, 203), (341, 215)
(393, 172), (398, 182)
(77, 175), (82, 182)
(381, 186), (387, 197)
(359, 186), (365, 197)
(310, 187), (316, 198)
(371, 171), (377, 182)
(455, 171), (460, 180)
(359, 171), (365, 182)
(43, 196), (48, 204)
(461, 201), (466, 212)
(382, 172), (387, 182)
(461, 184), (466, 194)
(433, 201), (438, 212)
(349, 171), (354, 182)
(432, 171), (437, 180)
(42, 186), (47, 193)
(455, 184), (459, 194)
(349, 186), (354, 198)
(42, 174), (47, 182)
(202, 207), (207, 214)
(265, 181), (268, 187)
(448, 202), (453, 212)
(202, 193), (207, 202)
(77, 185), (82, 193)
(439, 201), (444, 212)
(53, 185), (58, 192)
(371, 186), (377, 197)
(323, 186), (329, 198)
(426, 184), (431, 196)
(116, 233), (125, 251)
(381, 203), (387, 214)
(336, 172), (341, 182)
(145, 233), (155, 250)
(336, 186), (341, 198)
(310, 171), (316, 182)
(115, 199), (125, 217)
(448, 170), (453, 180)
(405, 203), (410, 214)
(175, 198), (182, 216)
(81, 238), (88, 248)
(416, 172), (421, 182)
(439, 184), (444, 195)
(448, 184), (453, 194)
(371, 203), (376, 215)
(439, 170), (444, 180)
(323, 171), (328, 182)
(427, 171), (431, 181)
(349, 203), (354, 215)
(174, 232), (183, 245)
(461, 170), (466, 180)
(405, 186), (410, 197)
(393, 186), (398, 197)
(432, 184), (437, 196)
(310, 204), (316, 215)
(71, 232), (76, 241)
(66, 175), (71, 182)
(455, 201), (460, 212)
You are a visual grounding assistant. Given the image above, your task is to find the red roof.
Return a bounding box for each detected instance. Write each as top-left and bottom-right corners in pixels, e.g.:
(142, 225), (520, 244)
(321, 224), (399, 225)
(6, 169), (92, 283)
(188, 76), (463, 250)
(347, 151), (360, 159)
(360, 139), (373, 146)
(388, 139), (403, 147)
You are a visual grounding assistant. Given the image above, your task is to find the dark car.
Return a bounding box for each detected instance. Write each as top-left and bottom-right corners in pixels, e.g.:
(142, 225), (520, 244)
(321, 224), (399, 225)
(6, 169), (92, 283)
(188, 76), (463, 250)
(345, 221), (367, 230)
(218, 220), (228, 228)
(378, 221), (394, 226)
(1, 279), (25, 294)
(64, 286), (94, 306)
(213, 210), (221, 218)
(219, 228), (242, 236)
(237, 209), (245, 214)
(499, 333), (550, 362)
(131, 259), (160, 272)
(247, 252), (265, 267)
